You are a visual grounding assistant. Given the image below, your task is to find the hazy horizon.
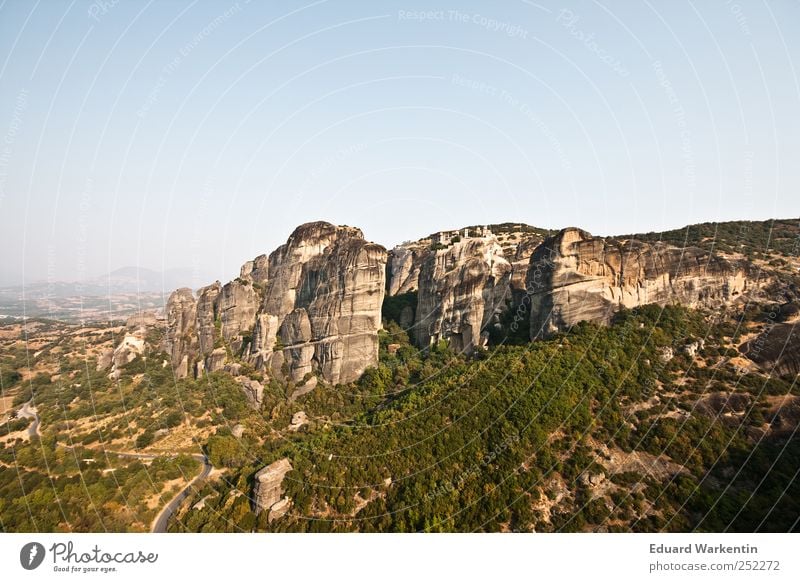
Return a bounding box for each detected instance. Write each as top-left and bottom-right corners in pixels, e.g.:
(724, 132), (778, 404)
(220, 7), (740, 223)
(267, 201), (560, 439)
(1, 1), (798, 287)
(1, 213), (796, 289)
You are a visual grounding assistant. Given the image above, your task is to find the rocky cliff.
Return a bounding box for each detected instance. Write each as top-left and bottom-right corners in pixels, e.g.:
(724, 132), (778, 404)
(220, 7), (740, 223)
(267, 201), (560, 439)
(415, 236), (512, 352)
(385, 224), (547, 351)
(164, 221), (769, 381)
(163, 287), (198, 379)
(163, 222), (387, 386)
(527, 228), (757, 339)
(387, 245), (426, 296)
(218, 279), (259, 354)
(386, 223), (546, 298)
(509, 236), (542, 299)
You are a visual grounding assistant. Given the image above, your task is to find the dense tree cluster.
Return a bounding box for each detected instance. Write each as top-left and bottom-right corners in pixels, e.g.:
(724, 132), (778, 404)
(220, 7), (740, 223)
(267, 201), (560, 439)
(170, 305), (800, 533)
(3, 300), (798, 533)
(627, 218), (800, 259)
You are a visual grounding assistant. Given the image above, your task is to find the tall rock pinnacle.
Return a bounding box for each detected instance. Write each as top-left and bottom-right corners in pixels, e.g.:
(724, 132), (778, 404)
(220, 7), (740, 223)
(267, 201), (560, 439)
(163, 221), (387, 386)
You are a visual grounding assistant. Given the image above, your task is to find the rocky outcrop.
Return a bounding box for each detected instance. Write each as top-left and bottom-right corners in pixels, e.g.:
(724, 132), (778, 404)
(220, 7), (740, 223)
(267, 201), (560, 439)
(125, 310), (158, 329)
(387, 246), (426, 296)
(245, 222), (387, 385)
(384, 224), (546, 347)
(290, 411), (308, 431)
(509, 237), (541, 298)
(240, 253), (269, 283)
(112, 334), (145, 368)
(696, 392), (753, 419)
(206, 347), (227, 373)
(163, 222), (387, 386)
(196, 283), (221, 356)
(387, 223), (545, 352)
(218, 279), (259, 354)
(740, 322), (800, 377)
(253, 458), (293, 518)
(107, 311), (164, 376)
(161, 282), (223, 379)
(415, 236), (512, 352)
(237, 376), (264, 409)
(96, 348), (114, 372)
(386, 224), (545, 299)
(527, 228), (756, 339)
(108, 331), (146, 379)
(267, 497), (292, 522)
(163, 288), (197, 378)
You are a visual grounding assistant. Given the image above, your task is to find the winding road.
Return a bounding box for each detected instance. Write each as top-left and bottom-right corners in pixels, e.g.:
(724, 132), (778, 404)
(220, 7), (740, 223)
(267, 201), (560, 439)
(81, 450), (213, 532)
(151, 454), (212, 533)
(70, 448), (213, 532)
(17, 400), (40, 438)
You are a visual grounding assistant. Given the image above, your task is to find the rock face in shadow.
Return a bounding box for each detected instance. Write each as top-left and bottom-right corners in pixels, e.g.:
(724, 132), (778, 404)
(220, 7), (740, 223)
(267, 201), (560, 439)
(740, 320), (800, 377)
(163, 221), (386, 386)
(527, 228), (757, 339)
(415, 236), (512, 353)
(509, 236), (541, 299)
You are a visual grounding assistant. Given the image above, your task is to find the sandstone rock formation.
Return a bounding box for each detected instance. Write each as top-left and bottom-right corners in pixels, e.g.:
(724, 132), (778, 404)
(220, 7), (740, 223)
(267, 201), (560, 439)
(218, 279), (259, 354)
(108, 326), (148, 379)
(240, 253), (269, 283)
(161, 282), (224, 379)
(527, 228), (756, 339)
(387, 245), (426, 296)
(385, 224), (547, 350)
(386, 224), (545, 299)
(267, 497), (292, 522)
(244, 222), (386, 385)
(253, 458), (293, 518)
(206, 347), (227, 373)
(237, 376), (264, 409)
(163, 287), (198, 378)
(195, 282), (221, 357)
(112, 334), (145, 369)
(415, 236), (512, 352)
(289, 411), (308, 431)
(163, 222), (387, 386)
(509, 236), (541, 298)
(96, 348), (114, 372)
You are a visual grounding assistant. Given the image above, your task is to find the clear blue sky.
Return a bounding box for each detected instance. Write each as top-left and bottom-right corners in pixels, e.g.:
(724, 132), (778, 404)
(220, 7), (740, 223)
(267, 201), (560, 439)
(0, 0), (798, 286)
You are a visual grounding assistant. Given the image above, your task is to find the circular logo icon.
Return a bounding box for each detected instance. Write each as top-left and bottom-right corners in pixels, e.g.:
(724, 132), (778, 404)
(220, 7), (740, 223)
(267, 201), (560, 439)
(20, 542), (46, 570)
